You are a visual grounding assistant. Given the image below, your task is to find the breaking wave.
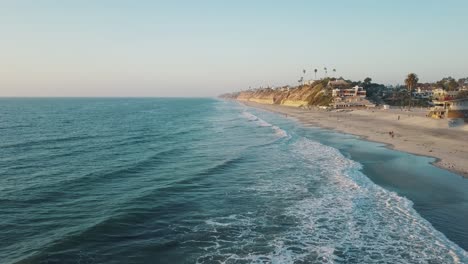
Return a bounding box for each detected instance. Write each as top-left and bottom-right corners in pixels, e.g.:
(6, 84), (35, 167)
(242, 111), (288, 138)
(3, 99), (467, 264)
(190, 137), (467, 263)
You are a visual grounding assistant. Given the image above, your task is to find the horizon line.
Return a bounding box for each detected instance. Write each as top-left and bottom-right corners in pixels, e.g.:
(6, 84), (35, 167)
(0, 96), (218, 99)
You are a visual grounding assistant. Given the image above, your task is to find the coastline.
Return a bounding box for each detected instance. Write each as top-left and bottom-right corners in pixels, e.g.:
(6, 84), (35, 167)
(239, 100), (468, 178)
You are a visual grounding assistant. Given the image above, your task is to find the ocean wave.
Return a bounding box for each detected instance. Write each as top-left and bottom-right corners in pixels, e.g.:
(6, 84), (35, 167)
(241, 111), (288, 138)
(150, 156), (247, 192)
(9, 211), (153, 264)
(0, 135), (100, 149)
(3, 99), (467, 264)
(0, 124), (33, 130)
(190, 137), (467, 263)
(285, 138), (467, 263)
(2, 147), (185, 202)
(194, 156), (245, 177)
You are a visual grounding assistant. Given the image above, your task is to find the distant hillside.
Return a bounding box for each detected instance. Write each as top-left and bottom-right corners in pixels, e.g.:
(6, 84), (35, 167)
(220, 80), (333, 107)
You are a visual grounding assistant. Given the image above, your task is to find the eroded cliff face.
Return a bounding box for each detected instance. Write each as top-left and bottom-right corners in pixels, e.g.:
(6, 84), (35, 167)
(221, 81), (332, 107)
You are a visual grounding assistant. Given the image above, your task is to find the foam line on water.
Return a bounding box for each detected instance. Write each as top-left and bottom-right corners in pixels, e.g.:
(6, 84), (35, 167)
(190, 137), (467, 263)
(241, 111), (288, 138)
(285, 137), (467, 263)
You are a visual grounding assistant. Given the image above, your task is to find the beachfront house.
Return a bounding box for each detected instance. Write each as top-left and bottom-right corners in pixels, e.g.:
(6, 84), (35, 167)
(332, 98), (376, 109)
(330, 84), (374, 109)
(432, 88), (459, 101)
(428, 98), (468, 121)
(332, 85), (366, 98)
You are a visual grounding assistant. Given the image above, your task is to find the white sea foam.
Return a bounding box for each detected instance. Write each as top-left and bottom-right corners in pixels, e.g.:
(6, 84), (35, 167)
(192, 134), (467, 263)
(281, 138), (467, 263)
(271, 125), (288, 138)
(242, 111), (259, 122)
(241, 111), (288, 138)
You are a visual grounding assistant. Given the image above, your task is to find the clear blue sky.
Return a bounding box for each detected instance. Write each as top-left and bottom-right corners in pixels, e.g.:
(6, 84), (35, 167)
(1, 0), (467, 97)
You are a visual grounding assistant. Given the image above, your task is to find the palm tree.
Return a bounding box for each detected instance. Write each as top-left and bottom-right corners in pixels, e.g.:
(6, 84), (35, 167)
(363, 77), (372, 87)
(405, 73), (419, 110)
(333, 68), (336, 77)
(324, 67), (328, 77)
(314, 69), (318, 80)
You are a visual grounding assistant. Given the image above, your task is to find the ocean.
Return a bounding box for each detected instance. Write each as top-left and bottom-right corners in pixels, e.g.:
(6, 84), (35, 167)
(0, 98), (467, 264)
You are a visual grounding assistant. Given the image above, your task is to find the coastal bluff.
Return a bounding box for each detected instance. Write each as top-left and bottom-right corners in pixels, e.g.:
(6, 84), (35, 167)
(220, 81), (332, 108)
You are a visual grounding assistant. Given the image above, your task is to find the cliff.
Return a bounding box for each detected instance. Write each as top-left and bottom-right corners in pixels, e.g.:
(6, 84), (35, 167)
(220, 80), (333, 107)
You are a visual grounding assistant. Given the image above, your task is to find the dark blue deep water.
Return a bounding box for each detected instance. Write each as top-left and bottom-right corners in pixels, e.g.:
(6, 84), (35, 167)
(0, 98), (467, 263)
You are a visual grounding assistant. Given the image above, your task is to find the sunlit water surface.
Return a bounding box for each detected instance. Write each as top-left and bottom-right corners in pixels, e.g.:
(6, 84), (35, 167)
(0, 98), (467, 263)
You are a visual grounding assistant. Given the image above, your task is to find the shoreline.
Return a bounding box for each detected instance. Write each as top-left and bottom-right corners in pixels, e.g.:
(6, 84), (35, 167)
(239, 101), (468, 178)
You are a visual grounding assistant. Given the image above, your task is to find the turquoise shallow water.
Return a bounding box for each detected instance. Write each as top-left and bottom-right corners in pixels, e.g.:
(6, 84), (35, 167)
(0, 98), (467, 263)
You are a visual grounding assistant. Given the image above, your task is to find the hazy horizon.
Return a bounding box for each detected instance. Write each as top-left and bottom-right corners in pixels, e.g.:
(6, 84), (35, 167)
(1, 0), (468, 97)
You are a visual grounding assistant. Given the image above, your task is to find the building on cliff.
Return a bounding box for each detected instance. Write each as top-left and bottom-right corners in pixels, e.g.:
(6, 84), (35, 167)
(332, 85), (366, 98)
(331, 85), (374, 109)
(328, 79), (349, 89)
(329, 80), (367, 99)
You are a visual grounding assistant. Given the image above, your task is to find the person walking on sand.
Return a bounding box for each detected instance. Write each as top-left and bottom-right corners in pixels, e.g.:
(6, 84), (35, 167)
(398, 115), (400, 120)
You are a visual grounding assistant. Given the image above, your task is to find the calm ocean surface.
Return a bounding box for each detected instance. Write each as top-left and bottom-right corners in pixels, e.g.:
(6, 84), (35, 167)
(0, 98), (467, 264)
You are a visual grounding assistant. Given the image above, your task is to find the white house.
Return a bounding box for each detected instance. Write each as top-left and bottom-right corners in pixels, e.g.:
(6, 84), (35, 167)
(303, 80), (316, 85)
(414, 87), (434, 99)
(332, 85), (366, 98)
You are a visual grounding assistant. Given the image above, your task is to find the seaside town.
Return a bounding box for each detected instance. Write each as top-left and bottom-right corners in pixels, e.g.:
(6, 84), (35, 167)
(220, 71), (468, 179)
(221, 72), (468, 127)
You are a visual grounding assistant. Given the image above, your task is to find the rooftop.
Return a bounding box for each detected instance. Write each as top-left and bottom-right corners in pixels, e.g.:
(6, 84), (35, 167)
(328, 80), (349, 86)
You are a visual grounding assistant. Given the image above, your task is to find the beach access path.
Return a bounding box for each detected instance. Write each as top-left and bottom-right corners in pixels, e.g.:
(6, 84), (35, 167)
(241, 101), (468, 177)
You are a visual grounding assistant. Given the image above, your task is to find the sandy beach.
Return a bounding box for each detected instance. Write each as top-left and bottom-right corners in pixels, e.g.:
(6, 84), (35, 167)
(242, 101), (468, 177)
